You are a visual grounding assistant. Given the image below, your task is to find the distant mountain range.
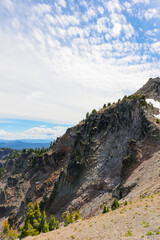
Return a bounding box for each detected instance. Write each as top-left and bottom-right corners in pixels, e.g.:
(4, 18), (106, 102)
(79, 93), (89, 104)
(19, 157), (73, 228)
(0, 139), (52, 150)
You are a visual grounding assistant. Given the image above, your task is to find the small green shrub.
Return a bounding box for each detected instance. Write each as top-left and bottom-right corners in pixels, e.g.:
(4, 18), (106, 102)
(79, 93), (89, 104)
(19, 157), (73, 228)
(146, 231), (154, 236)
(91, 109), (97, 114)
(63, 208), (81, 226)
(142, 222), (149, 228)
(125, 230), (133, 237)
(0, 167), (6, 178)
(74, 209), (82, 221)
(63, 211), (70, 227)
(111, 198), (119, 210)
(102, 205), (109, 214)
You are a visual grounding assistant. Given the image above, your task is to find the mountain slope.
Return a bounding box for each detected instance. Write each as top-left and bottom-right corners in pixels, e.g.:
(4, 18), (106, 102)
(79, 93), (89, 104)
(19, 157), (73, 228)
(25, 193), (160, 240)
(0, 77), (160, 237)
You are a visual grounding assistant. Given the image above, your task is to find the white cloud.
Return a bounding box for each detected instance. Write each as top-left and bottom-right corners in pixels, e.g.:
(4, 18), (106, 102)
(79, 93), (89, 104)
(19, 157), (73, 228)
(87, 8), (97, 19)
(79, 1), (87, 8)
(144, 8), (159, 20)
(33, 4), (51, 15)
(1, 0), (14, 12)
(151, 42), (160, 54)
(123, 24), (134, 39)
(124, 2), (132, 14)
(133, 0), (150, 4)
(0, 126), (68, 140)
(67, 27), (84, 37)
(0, 24), (159, 125)
(106, 0), (122, 13)
(27, 126), (68, 139)
(107, 12), (134, 39)
(83, 8), (97, 22)
(112, 23), (122, 37)
(146, 28), (160, 36)
(54, 3), (62, 13)
(95, 17), (108, 34)
(0, 130), (11, 136)
(27, 91), (43, 101)
(0, 120), (16, 123)
(58, 0), (66, 8)
(46, 14), (80, 27)
(97, 6), (104, 15)
(11, 18), (20, 29)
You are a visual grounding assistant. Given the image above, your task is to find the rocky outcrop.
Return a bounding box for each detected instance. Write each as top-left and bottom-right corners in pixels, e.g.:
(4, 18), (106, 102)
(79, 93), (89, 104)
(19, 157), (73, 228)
(136, 77), (160, 101)
(1, 78), (160, 231)
(44, 96), (160, 219)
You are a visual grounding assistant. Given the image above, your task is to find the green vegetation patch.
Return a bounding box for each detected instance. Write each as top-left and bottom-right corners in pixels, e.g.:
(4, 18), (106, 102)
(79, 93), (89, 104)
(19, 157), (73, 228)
(19, 201), (59, 239)
(125, 230), (133, 237)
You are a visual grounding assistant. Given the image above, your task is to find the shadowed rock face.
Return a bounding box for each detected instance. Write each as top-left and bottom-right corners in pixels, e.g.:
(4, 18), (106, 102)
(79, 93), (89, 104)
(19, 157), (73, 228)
(0, 78), (160, 230)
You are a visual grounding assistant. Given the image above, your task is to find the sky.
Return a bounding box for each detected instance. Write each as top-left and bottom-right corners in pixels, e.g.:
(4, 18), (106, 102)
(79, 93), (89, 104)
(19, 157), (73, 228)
(0, 0), (160, 140)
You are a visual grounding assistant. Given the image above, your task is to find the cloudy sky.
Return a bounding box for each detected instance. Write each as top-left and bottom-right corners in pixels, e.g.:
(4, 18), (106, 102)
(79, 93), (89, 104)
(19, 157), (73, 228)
(0, 0), (160, 140)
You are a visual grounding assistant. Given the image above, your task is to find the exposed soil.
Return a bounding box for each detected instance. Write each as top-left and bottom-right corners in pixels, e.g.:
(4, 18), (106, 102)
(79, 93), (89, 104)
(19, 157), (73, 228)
(24, 193), (160, 240)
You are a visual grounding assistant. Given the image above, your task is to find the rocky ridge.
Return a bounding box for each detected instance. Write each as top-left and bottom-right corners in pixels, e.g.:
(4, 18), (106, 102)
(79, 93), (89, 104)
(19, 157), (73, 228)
(0, 78), (160, 235)
(136, 77), (160, 101)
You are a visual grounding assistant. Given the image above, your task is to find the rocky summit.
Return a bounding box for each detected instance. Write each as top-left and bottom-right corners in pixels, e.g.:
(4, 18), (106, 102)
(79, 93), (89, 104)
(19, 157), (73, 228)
(1, 78), (160, 239)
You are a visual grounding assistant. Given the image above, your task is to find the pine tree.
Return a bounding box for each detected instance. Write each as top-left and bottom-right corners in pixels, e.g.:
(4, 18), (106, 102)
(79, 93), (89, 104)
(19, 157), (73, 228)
(48, 215), (59, 231)
(33, 201), (41, 230)
(86, 112), (89, 119)
(19, 202), (41, 239)
(102, 204), (109, 214)
(111, 198), (119, 210)
(49, 215), (55, 231)
(19, 202), (36, 239)
(55, 220), (59, 229)
(34, 201), (41, 222)
(39, 211), (49, 233)
(20, 223), (39, 239)
(63, 211), (70, 226)
(41, 147), (45, 154)
(69, 208), (75, 224)
(25, 202), (35, 226)
(74, 209), (81, 221)
(35, 147), (37, 154)
(38, 148), (40, 155)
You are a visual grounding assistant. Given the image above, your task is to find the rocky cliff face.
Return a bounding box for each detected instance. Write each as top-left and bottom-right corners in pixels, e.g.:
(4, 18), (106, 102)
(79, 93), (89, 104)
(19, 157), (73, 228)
(0, 78), (160, 231)
(136, 77), (160, 101)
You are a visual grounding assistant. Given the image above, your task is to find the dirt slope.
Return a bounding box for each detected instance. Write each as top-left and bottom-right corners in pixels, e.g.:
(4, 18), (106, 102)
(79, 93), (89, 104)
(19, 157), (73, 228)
(24, 193), (160, 240)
